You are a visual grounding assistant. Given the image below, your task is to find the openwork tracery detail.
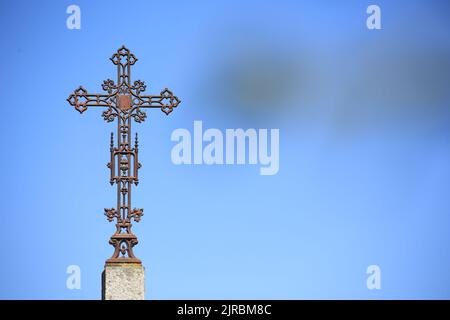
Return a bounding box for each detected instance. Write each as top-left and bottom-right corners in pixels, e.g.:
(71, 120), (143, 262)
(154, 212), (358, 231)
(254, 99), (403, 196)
(67, 46), (181, 264)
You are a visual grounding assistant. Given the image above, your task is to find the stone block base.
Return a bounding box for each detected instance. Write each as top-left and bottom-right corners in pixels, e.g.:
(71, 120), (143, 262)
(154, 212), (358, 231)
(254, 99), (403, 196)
(102, 263), (145, 300)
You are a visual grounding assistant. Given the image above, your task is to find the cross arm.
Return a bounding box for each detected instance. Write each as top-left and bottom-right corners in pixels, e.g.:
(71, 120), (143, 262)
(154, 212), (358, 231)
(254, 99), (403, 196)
(134, 88), (181, 115)
(67, 86), (114, 114)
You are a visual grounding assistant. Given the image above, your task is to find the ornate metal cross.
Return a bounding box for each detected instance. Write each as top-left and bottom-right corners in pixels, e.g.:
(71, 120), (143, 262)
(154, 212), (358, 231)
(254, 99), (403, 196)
(67, 46), (181, 264)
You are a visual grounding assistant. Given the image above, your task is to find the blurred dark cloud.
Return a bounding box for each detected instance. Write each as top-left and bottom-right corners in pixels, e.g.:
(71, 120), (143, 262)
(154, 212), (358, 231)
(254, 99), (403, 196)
(212, 45), (305, 118)
(194, 24), (321, 125)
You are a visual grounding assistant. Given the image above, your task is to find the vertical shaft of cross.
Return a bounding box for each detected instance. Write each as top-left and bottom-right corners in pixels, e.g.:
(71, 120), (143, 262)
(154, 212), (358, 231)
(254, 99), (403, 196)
(106, 99), (141, 264)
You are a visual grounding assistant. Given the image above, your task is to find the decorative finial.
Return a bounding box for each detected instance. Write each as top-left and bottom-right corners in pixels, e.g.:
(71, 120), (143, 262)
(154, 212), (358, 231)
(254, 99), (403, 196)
(135, 132), (139, 148)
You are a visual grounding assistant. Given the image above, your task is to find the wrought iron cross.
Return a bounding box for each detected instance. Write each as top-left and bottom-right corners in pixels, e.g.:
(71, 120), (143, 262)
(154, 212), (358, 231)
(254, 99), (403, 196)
(67, 46), (181, 264)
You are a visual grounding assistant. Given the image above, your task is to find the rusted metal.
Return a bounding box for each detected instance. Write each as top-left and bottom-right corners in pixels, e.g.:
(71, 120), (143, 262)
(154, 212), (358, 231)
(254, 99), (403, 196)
(67, 46), (181, 264)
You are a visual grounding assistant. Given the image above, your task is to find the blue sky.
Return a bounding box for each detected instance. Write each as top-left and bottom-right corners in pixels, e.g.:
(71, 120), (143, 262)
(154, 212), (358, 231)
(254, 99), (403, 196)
(1, 0), (450, 299)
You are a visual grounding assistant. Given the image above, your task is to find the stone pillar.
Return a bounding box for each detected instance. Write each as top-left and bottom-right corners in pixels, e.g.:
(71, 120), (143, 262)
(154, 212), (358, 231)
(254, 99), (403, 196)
(102, 263), (145, 300)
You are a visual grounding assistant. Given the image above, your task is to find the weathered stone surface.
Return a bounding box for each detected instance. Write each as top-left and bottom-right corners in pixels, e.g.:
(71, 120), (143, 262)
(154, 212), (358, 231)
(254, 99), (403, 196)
(102, 263), (145, 300)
